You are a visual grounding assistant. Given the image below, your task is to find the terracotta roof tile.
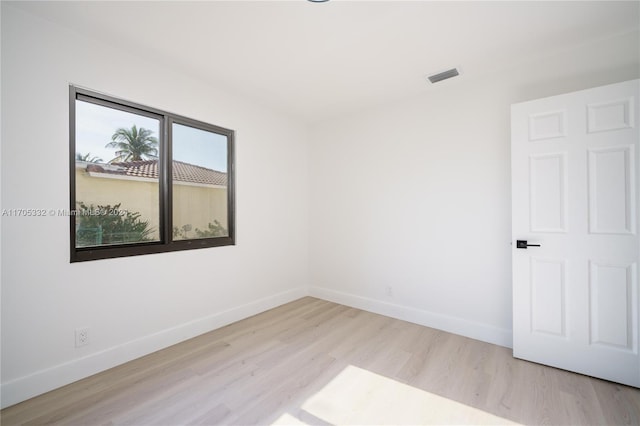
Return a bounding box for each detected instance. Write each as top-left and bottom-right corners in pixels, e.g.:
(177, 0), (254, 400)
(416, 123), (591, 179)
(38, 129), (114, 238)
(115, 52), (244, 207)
(89, 160), (227, 186)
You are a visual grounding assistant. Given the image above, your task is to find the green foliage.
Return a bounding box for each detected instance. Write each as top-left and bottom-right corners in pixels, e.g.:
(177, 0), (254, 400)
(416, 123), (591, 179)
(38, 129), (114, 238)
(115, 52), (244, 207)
(75, 202), (154, 247)
(172, 224), (192, 239)
(105, 125), (158, 163)
(195, 220), (228, 238)
(76, 152), (103, 163)
(173, 220), (227, 239)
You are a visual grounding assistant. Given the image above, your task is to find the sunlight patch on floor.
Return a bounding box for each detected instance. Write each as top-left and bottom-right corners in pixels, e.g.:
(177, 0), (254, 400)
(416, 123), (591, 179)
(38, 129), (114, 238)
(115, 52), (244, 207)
(272, 365), (520, 425)
(271, 413), (313, 425)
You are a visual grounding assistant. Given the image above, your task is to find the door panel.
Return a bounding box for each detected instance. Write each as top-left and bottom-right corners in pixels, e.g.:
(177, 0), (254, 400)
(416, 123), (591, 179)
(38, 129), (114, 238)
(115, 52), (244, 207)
(587, 98), (634, 133)
(531, 258), (567, 337)
(529, 110), (567, 140)
(511, 79), (640, 387)
(529, 153), (567, 232)
(589, 261), (637, 351)
(588, 146), (635, 234)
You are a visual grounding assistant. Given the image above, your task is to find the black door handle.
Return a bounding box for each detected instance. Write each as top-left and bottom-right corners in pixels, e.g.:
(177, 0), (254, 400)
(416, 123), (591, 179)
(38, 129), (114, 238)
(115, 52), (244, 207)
(516, 240), (541, 249)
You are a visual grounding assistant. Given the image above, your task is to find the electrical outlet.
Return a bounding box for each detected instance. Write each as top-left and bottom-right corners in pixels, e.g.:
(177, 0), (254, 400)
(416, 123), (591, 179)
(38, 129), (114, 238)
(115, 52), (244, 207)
(385, 286), (393, 297)
(75, 327), (89, 347)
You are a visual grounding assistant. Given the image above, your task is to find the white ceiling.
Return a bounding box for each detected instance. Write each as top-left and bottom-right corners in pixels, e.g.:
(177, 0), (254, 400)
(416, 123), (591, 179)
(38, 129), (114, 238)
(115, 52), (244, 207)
(8, 1), (640, 123)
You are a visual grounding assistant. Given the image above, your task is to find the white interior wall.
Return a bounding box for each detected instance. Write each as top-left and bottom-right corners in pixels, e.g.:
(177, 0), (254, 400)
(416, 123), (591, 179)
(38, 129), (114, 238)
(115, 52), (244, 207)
(0, 5), (309, 408)
(308, 29), (640, 347)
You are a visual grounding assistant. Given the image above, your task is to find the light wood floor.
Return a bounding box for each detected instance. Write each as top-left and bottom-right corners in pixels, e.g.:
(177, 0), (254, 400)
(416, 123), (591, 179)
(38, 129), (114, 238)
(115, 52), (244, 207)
(2, 297), (639, 425)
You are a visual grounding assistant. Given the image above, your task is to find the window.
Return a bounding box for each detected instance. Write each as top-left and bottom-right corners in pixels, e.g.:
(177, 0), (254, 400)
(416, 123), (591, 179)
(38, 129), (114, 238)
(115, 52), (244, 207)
(70, 86), (235, 262)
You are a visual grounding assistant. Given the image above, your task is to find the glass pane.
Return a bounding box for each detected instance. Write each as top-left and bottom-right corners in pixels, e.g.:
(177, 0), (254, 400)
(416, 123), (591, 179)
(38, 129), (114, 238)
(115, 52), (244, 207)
(172, 123), (228, 240)
(75, 100), (161, 247)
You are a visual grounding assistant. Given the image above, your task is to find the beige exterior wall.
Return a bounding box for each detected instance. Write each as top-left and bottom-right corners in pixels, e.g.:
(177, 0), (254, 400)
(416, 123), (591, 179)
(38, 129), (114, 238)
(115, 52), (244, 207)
(173, 182), (228, 238)
(75, 168), (228, 240)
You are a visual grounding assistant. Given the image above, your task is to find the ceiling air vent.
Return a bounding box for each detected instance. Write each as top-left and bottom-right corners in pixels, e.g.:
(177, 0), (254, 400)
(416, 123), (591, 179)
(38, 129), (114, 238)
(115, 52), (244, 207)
(426, 68), (460, 84)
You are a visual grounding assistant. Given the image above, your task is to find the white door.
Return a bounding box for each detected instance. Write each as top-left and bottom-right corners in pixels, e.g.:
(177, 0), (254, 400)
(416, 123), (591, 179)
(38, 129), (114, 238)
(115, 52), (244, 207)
(511, 79), (640, 387)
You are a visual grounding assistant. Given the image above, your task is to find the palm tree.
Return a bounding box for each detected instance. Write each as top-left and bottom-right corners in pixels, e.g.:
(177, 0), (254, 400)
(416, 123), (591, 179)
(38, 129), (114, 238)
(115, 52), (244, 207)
(105, 125), (158, 163)
(75, 152), (103, 163)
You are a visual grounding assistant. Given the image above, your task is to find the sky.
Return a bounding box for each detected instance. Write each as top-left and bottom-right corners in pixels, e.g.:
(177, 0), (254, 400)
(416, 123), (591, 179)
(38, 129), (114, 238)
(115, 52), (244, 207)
(75, 100), (228, 172)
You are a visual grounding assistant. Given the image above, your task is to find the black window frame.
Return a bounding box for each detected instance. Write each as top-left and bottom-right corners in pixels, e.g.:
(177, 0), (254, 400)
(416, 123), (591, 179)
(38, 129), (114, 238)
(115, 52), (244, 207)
(69, 86), (235, 262)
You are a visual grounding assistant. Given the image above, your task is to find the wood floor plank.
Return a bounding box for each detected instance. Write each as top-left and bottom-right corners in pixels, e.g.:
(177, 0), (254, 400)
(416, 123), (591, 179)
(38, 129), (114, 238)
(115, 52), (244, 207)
(2, 296), (639, 425)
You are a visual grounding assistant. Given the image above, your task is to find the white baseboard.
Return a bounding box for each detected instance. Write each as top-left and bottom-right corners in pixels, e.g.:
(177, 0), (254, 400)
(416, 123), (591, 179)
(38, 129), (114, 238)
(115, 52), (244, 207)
(309, 286), (513, 349)
(0, 287), (308, 409)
